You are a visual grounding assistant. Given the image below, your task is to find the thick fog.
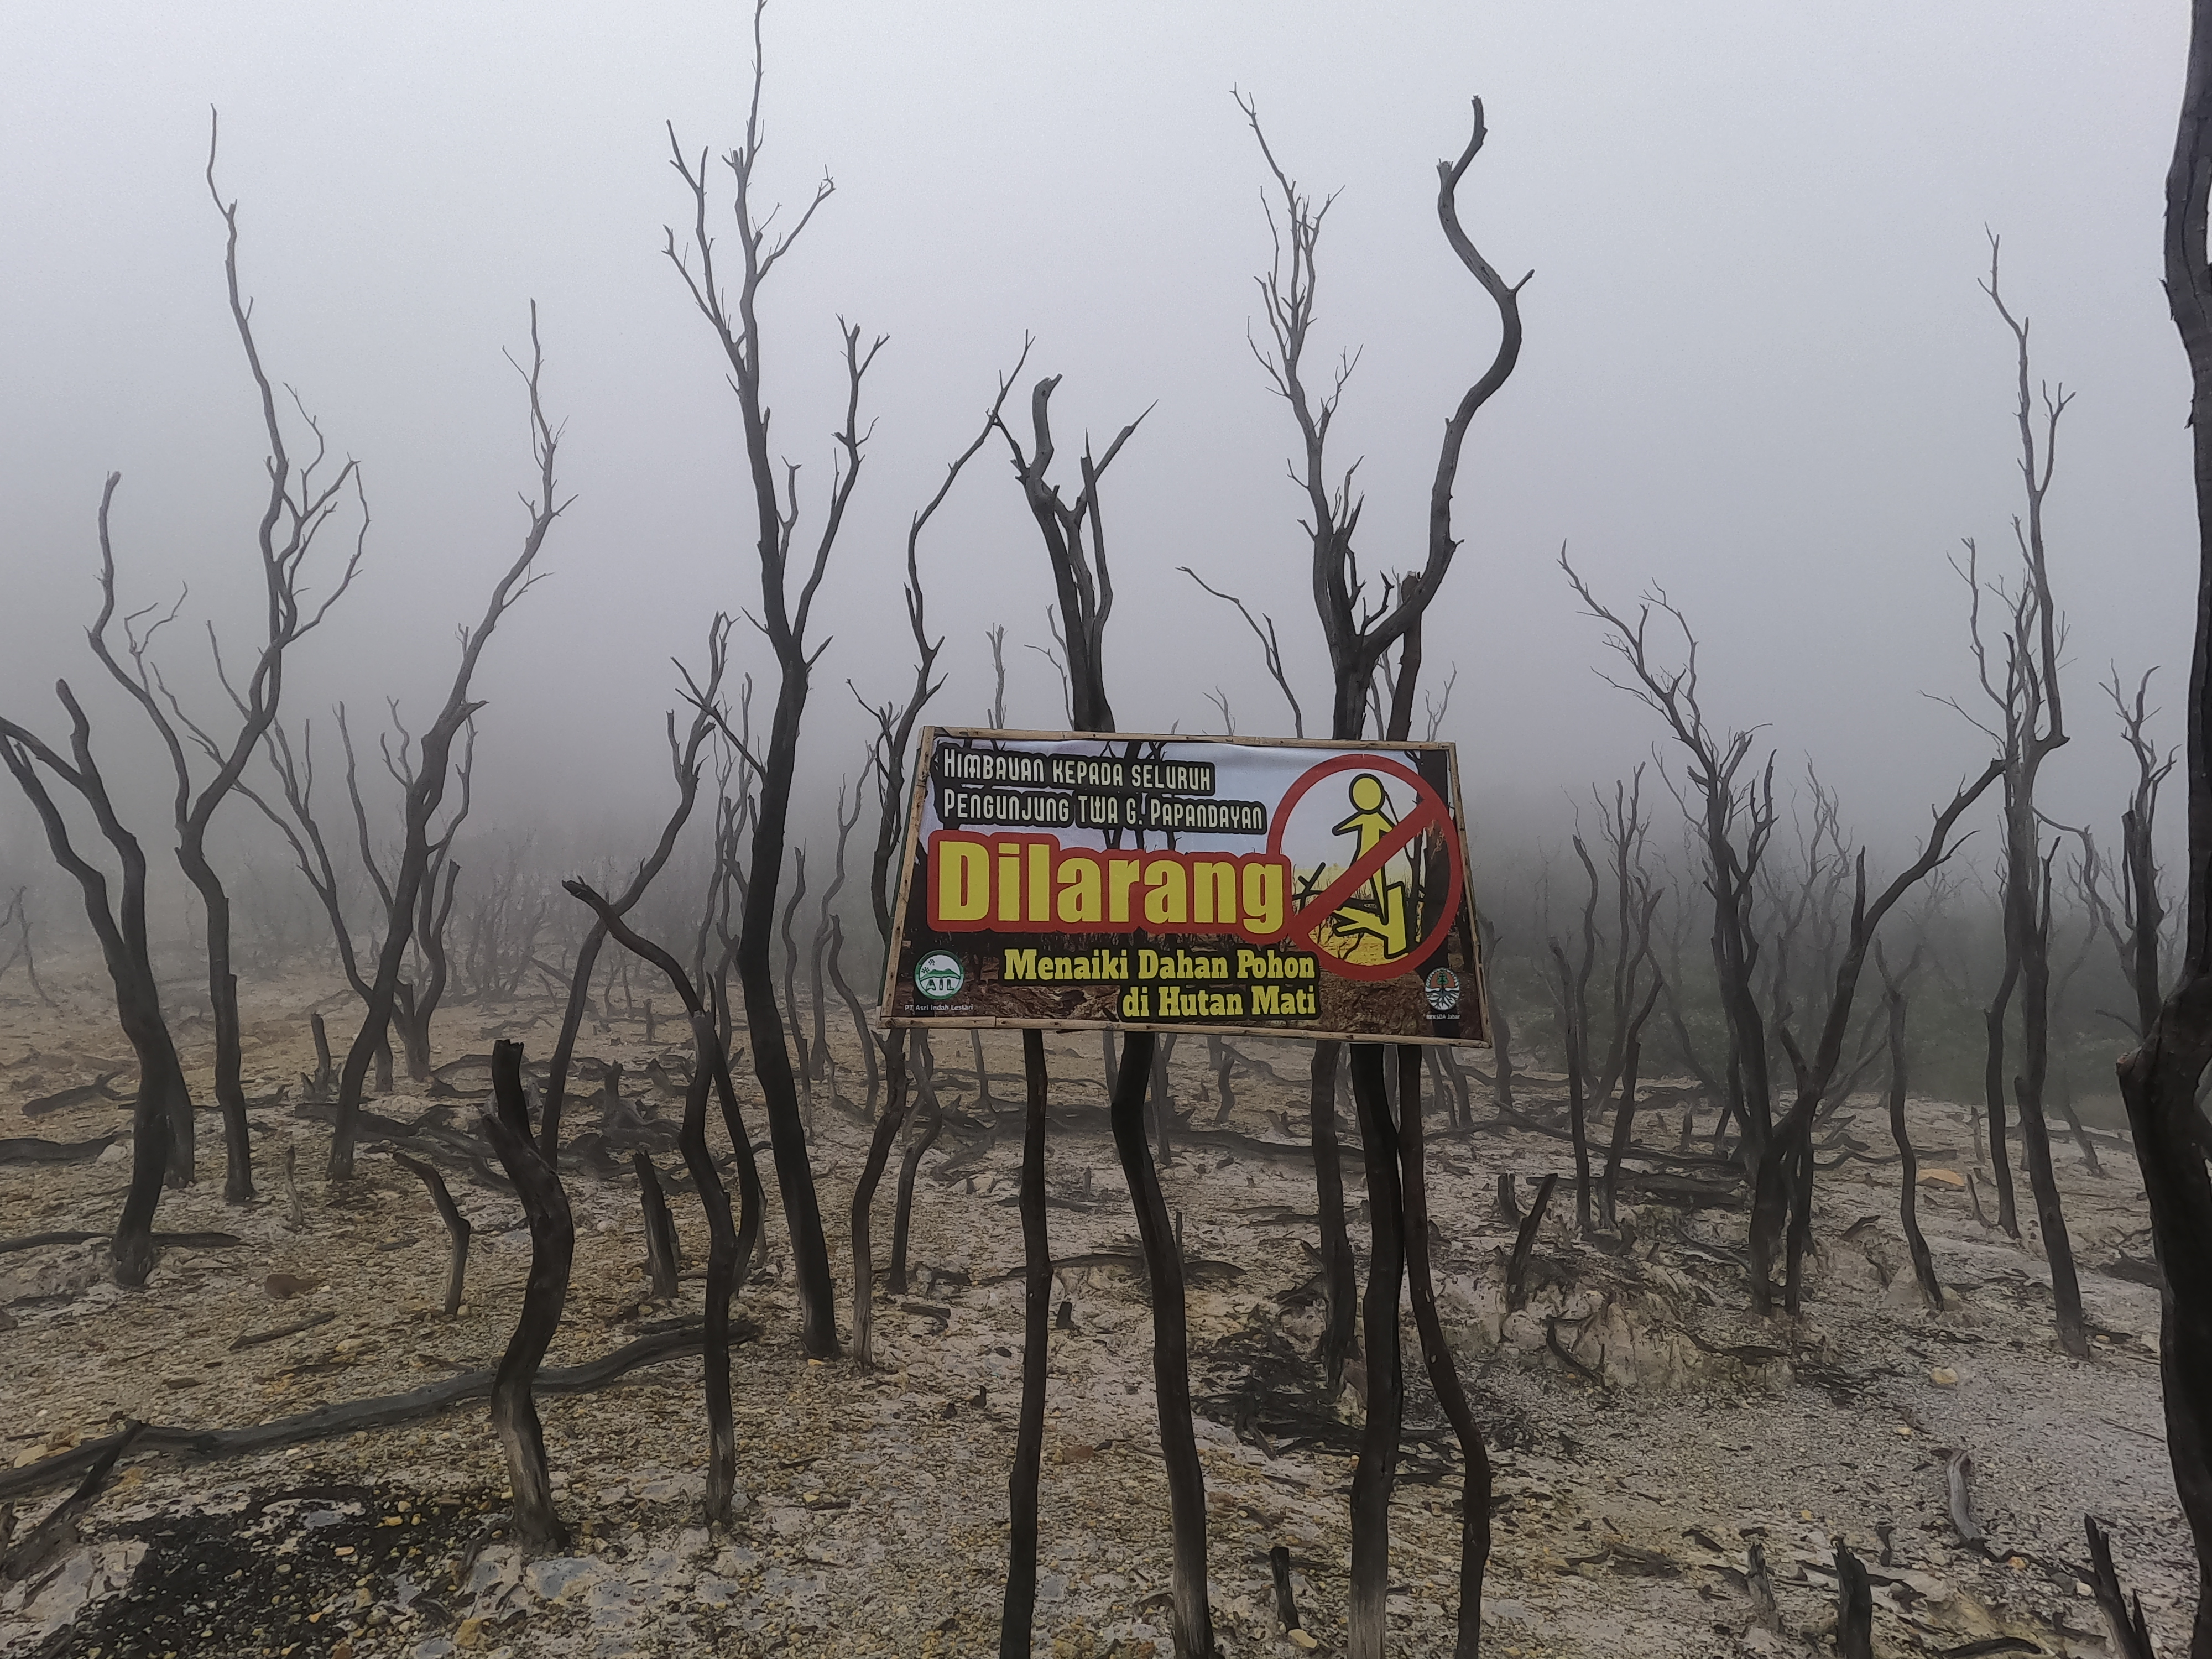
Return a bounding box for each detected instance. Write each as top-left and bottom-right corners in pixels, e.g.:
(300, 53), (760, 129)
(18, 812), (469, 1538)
(0, 2), (2193, 932)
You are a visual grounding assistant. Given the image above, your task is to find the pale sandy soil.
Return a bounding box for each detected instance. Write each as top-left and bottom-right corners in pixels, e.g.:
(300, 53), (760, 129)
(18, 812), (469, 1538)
(0, 955), (2188, 1658)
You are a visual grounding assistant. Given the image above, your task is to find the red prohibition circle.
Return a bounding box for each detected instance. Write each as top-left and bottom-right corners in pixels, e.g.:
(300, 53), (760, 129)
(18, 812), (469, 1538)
(1266, 752), (1465, 982)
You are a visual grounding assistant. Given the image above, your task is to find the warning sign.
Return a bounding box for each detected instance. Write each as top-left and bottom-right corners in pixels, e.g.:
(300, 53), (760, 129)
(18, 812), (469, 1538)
(880, 730), (1487, 1045)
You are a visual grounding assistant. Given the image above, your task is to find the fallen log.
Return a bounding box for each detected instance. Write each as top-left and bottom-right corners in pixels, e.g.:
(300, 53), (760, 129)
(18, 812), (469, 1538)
(0, 1230), (241, 1258)
(0, 1319), (742, 1503)
(982, 1250), (1243, 1287)
(230, 1311), (338, 1352)
(0, 1420), (143, 1582)
(19, 1074), (126, 1119)
(0, 1135), (117, 1165)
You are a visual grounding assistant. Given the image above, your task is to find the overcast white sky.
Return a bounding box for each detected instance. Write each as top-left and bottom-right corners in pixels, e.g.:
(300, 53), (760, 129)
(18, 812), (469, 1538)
(0, 2), (2193, 905)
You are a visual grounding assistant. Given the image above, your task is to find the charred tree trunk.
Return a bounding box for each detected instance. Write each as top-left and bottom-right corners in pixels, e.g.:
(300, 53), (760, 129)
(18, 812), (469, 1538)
(577, 886), (753, 1522)
(1983, 958), (2022, 1237)
(1347, 1044), (1406, 1659)
(678, 1009), (742, 1524)
(540, 633), (728, 1164)
(1396, 1043), (1489, 1657)
(1506, 1173), (1556, 1312)
(1599, 975), (1662, 1231)
(308, 1011), (334, 1102)
(1, 706), (185, 1286)
(1309, 1040), (1358, 1392)
(397, 857), (461, 1084)
(481, 1042), (572, 1552)
(392, 1151), (472, 1317)
(1000, 1029), (1052, 1658)
(1553, 945), (1594, 1234)
(967, 1028), (995, 1117)
(1150, 1036), (1175, 1167)
(666, 68), (875, 1362)
(1107, 1029), (1215, 1658)
(1877, 951), (1944, 1310)
(850, 1025), (909, 1366)
(1833, 1538), (1873, 1659)
(780, 846), (811, 1093)
(889, 1034), (946, 1295)
(332, 319), (562, 1181)
(1208, 1035), (1236, 1125)
(824, 916), (879, 1112)
(635, 1151), (681, 1302)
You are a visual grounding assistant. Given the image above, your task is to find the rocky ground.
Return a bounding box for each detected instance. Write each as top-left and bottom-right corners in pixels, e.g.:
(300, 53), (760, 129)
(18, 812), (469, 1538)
(0, 961), (2190, 1657)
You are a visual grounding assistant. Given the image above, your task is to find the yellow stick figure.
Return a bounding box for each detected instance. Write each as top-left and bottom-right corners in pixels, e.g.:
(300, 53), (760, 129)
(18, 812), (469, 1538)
(1327, 773), (1410, 959)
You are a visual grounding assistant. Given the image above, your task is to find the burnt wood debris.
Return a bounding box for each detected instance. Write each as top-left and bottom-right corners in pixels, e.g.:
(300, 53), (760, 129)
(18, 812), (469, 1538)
(6, 5), (2212, 1658)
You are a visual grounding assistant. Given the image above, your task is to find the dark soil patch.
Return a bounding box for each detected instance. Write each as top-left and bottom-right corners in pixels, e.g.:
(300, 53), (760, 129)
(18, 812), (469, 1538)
(43, 1481), (499, 1659)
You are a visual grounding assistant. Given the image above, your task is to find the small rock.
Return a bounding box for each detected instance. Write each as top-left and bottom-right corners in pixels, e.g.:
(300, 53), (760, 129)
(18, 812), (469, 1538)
(1288, 1631), (1319, 1651)
(1917, 1168), (1966, 1191)
(1929, 1367), (1958, 1387)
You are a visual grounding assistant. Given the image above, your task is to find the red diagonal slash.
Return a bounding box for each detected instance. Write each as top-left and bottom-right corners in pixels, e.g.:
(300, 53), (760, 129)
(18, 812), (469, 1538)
(1287, 795), (1446, 956)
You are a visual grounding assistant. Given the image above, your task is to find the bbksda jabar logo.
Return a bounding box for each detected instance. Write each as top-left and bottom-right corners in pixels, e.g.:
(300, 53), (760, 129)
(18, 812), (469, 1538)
(1423, 967), (1462, 1013)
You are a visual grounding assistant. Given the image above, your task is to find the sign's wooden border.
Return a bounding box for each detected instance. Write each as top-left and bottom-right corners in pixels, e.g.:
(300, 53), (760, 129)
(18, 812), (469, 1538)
(875, 728), (1491, 1047)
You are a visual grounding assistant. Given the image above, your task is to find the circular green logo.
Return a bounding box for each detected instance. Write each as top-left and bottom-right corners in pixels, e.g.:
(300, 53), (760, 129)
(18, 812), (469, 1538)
(914, 951), (965, 1001)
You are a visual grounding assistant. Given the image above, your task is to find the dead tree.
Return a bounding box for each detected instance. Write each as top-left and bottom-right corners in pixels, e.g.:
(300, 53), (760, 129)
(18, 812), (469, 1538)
(1000, 1028), (1053, 1657)
(1346, 1045), (1406, 1659)
(2111, 20), (2212, 1642)
(2085, 1516), (2159, 1659)
(1177, 568), (1305, 737)
(1757, 789), (1999, 1314)
(665, 14), (872, 1354)
(1937, 241), (2088, 1352)
(0, 889), (59, 1010)
(1566, 564), (1781, 1177)
(69, 118), (368, 1200)
(481, 1042), (573, 1552)
(1599, 979), (1663, 1233)
(1506, 1172), (1558, 1311)
(1568, 561), (1999, 1312)
(2083, 668), (2178, 1042)
(1875, 943), (1943, 1308)
(778, 847), (810, 1101)
(1241, 92), (1525, 1392)
(0, 707), (179, 1286)
(348, 706), (475, 1084)
(329, 306), (566, 1181)
(986, 324), (1219, 1645)
(1396, 1045), (1490, 1656)
(1105, 1031), (1214, 1657)
(1477, 912), (1517, 1109)
(233, 716), (395, 1092)
(846, 362), (1018, 1367)
(810, 781), (863, 1107)
(887, 1032), (945, 1295)
(635, 1151), (681, 1302)
(392, 1151), (472, 1316)
(1549, 942), (1595, 1233)
(562, 882), (759, 1522)
(8, 125), (361, 1201)
(1833, 1538), (1874, 1659)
